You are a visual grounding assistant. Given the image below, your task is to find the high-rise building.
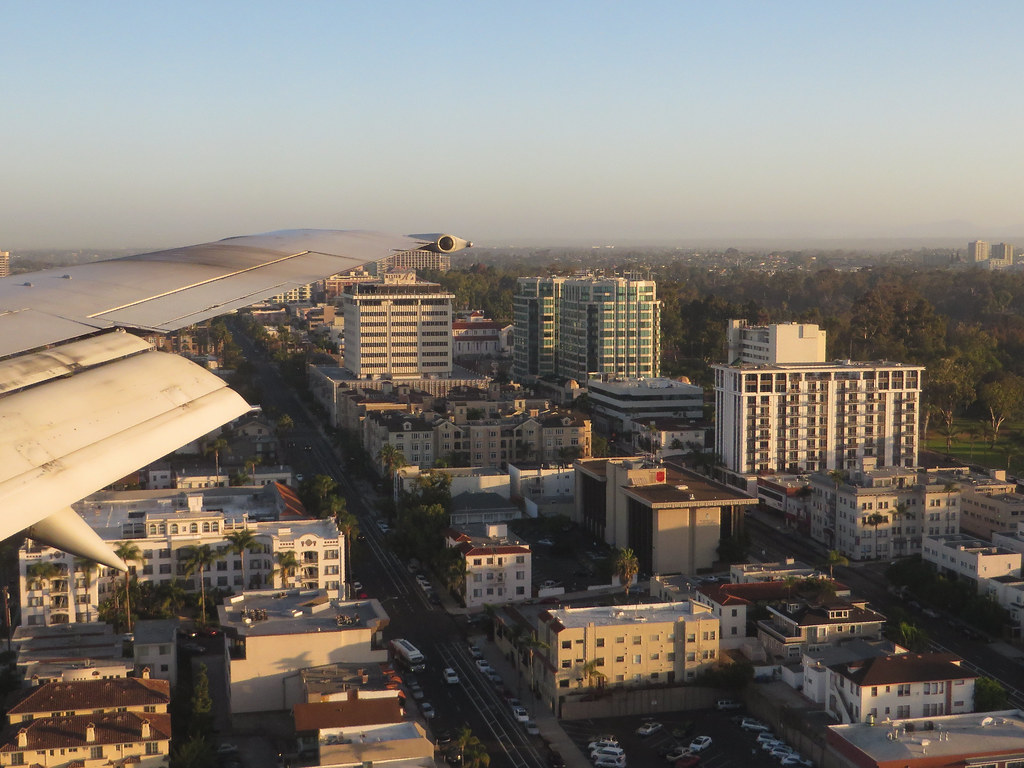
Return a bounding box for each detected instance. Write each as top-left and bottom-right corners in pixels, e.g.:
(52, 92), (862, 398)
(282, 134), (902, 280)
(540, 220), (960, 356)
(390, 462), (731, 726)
(968, 240), (991, 262)
(992, 242), (1015, 262)
(714, 360), (922, 476)
(512, 275), (660, 382)
(726, 320), (827, 365)
(374, 248), (451, 276)
(0, 250), (9, 278)
(341, 273), (453, 378)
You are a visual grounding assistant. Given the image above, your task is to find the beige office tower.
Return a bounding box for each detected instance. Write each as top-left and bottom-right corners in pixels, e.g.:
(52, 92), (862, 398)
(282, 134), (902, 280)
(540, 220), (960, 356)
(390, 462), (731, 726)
(0, 251), (9, 278)
(968, 240), (990, 262)
(340, 272), (454, 378)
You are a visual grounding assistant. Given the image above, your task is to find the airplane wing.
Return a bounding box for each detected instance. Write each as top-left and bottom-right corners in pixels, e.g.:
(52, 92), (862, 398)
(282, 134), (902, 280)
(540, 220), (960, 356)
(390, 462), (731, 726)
(0, 230), (470, 569)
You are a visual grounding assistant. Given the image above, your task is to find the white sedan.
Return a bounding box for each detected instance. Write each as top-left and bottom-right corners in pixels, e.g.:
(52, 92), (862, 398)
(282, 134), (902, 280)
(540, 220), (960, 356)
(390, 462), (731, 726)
(636, 722), (663, 737)
(688, 736), (712, 753)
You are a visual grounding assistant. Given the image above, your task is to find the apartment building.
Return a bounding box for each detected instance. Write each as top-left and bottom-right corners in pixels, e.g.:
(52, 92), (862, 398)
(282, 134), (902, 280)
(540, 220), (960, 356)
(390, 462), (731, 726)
(373, 248), (450, 275)
(362, 413), (437, 472)
(825, 653), (977, 724)
(341, 274), (453, 378)
(0, 675), (171, 768)
(968, 240), (991, 262)
(574, 458), (757, 575)
(726, 320), (827, 365)
(809, 463), (960, 561)
(587, 377), (704, 436)
(536, 601), (719, 715)
(922, 533), (1021, 591)
(714, 361), (923, 476)
(446, 523), (532, 609)
(757, 598), (885, 661)
(20, 486), (345, 627)
(513, 275), (660, 383)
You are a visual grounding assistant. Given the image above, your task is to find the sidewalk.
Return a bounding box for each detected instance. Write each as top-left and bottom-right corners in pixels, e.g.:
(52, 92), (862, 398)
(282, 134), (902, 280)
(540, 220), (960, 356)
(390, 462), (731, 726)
(473, 630), (591, 768)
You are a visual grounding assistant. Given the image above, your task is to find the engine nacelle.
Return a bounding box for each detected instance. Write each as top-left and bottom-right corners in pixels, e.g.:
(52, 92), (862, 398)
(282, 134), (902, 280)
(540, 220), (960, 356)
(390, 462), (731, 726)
(408, 233), (473, 253)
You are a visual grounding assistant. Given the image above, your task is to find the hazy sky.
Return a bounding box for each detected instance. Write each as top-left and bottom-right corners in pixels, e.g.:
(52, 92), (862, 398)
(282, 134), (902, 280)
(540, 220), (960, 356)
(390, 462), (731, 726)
(3, 2), (1023, 249)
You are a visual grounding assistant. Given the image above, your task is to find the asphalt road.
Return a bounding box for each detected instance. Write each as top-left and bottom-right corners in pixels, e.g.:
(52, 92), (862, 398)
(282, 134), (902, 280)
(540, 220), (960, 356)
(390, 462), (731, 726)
(227, 326), (548, 768)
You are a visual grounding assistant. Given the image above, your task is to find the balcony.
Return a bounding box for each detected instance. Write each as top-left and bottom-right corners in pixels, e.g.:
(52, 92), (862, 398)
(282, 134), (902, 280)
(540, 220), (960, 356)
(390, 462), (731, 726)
(756, 620), (802, 645)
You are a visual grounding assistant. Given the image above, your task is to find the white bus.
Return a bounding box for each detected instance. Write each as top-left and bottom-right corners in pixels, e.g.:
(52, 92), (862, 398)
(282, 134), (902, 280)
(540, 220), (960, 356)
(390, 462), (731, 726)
(390, 638), (426, 671)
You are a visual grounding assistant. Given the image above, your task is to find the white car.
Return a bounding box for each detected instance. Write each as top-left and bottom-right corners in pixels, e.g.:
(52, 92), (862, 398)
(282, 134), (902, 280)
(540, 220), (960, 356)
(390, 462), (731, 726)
(590, 747), (625, 761)
(475, 659), (492, 673)
(468, 645), (484, 659)
(524, 720), (540, 735)
(443, 667), (460, 685)
(588, 740), (619, 752)
(755, 732), (779, 745)
(770, 746), (796, 760)
(512, 706), (529, 723)
(592, 756), (626, 768)
(741, 718), (770, 732)
(716, 699), (742, 711)
(636, 722), (663, 737)
(688, 736), (712, 753)
(760, 739), (786, 752)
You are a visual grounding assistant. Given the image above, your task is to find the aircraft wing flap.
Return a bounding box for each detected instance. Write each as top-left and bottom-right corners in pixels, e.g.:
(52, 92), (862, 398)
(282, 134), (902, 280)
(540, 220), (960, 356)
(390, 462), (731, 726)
(0, 344), (249, 546)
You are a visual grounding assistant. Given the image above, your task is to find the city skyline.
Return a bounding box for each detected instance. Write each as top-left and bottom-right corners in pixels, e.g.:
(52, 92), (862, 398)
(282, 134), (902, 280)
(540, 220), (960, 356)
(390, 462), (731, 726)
(4, 2), (1024, 249)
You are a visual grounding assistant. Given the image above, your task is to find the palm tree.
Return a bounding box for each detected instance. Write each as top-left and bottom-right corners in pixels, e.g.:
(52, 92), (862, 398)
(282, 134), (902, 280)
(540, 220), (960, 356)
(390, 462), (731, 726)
(26, 561), (60, 624)
(114, 542), (142, 632)
(224, 529), (260, 593)
(942, 482), (959, 532)
(865, 512), (888, 560)
(579, 658), (606, 689)
(156, 579), (189, 618)
(273, 550), (299, 589)
(614, 547), (639, 600)
(182, 544), (218, 625)
(330, 501), (360, 591)
(377, 444), (407, 481)
(821, 549), (849, 579)
(938, 422), (962, 454)
(203, 437), (229, 477)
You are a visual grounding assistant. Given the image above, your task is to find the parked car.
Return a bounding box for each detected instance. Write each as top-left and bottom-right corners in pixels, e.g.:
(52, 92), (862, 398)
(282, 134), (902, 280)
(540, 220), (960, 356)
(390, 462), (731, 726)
(760, 740), (786, 752)
(409, 684), (425, 700)
(512, 706), (530, 723)
(593, 757), (626, 768)
(636, 722), (663, 737)
(769, 746), (796, 759)
(468, 644), (484, 659)
(588, 739), (619, 752)
(740, 718), (770, 732)
(688, 737), (712, 753)
(475, 659), (492, 673)
(675, 757), (700, 768)
(443, 667), (460, 685)
(591, 747), (625, 761)
(420, 702), (436, 719)
(215, 744), (239, 756)
(664, 746), (694, 762)
(524, 720), (540, 735)
(548, 751), (566, 768)
(755, 733), (779, 746)
(716, 699), (742, 711)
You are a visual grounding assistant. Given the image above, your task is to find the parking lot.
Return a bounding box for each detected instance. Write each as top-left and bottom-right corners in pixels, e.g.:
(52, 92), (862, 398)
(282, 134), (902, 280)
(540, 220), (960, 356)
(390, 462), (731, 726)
(558, 708), (813, 768)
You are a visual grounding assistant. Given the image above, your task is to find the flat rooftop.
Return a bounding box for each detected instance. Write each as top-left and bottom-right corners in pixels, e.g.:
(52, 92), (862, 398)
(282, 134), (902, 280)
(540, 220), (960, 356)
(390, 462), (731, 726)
(544, 601), (709, 629)
(218, 590), (389, 638)
(829, 709), (1024, 763)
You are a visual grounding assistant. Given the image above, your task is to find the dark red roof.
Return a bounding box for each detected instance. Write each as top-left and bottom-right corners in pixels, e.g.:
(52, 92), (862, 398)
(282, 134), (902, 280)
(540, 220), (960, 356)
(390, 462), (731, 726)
(831, 653), (976, 686)
(0, 712), (170, 751)
(293, 697), (403, 732)
(9, 678), (170, 716)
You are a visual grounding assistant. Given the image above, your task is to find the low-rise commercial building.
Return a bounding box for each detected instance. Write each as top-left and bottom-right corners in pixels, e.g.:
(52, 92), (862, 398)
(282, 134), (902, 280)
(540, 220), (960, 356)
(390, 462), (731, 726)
(574, 457), (757, 576)
(922, 533), (1021, 591)
(587, 378), (703, 436)
(828, 709), (1024, 768)
(218, 591), (389, 714)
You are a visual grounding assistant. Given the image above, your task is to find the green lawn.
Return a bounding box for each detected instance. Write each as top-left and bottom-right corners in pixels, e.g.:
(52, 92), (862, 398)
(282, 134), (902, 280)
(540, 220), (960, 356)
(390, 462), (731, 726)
(922, 417), (1024, 473)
